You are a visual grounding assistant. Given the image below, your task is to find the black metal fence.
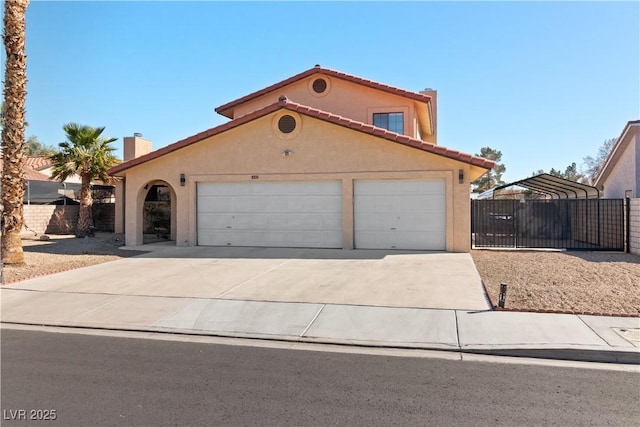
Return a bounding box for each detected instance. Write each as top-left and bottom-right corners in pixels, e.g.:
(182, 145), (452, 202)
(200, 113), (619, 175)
(471, 198), (625, 250)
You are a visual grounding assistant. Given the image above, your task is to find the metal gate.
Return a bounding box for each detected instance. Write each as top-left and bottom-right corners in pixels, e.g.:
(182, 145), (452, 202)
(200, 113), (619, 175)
(471, 199), (625, 250)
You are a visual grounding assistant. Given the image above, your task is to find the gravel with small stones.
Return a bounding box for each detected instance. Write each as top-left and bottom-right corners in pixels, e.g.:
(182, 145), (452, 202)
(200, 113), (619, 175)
(471, 249), (640, 316)
(2, 233), (147, 284)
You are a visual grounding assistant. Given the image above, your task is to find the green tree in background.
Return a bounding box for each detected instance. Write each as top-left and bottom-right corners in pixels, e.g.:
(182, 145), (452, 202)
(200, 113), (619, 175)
(534, 162), (586, 182)
(562, 162), (586, 183)
(472, 146), (507, 193)
(583, 138), (616, 184)
(49, 123), (119, 237)
(24, 135), (57, 156)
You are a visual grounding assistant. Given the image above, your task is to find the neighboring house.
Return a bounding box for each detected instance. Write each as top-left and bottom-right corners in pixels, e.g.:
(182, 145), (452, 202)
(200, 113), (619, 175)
(0, 155), (113, 204)
(594, 120), (640, 198)
(0, 156), (79, 204)
(107, 65), (494, 251)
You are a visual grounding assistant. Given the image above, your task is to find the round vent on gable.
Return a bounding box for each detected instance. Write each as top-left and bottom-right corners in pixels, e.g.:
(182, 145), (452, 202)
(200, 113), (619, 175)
(278, 115), (297, 134)
(312, 78), (327, 94)
(308, 76), (331, 97)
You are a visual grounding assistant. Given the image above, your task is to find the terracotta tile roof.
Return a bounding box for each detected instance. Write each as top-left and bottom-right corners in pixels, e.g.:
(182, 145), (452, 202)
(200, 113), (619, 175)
(0, 157), (52, 181)
(24, 155), (53, 170)
(215, 65), (433, 119)
(108, 98), (494, 175)
(23, 167), (52, 181)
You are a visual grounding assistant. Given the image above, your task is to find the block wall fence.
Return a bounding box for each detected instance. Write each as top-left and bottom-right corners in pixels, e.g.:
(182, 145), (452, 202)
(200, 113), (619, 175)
(629, 198), (640, 255)
(22, 204), (115, 235)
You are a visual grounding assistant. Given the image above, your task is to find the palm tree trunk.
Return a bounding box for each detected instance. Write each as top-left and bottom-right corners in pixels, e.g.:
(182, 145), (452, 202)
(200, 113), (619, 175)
(76, 174), (93, 237)
(1, 0), (29, 265)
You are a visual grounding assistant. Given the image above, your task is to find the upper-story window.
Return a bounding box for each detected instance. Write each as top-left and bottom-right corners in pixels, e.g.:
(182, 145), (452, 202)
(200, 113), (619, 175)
(373, 112), (404, 134)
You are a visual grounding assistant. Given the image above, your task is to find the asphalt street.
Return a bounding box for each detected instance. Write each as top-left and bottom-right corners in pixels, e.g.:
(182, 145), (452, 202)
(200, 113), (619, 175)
(1, 328), (638, 426)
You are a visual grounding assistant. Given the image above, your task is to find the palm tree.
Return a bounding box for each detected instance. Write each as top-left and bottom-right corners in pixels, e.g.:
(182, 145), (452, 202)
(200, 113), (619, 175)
(1, 102), (28, 128)
(50, 123), (119, 237)
(1, 0), (29, 265)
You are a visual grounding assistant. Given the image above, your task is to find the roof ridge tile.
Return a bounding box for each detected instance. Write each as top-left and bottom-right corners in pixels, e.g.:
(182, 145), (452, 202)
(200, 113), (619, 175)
(215, 66), (432, 118)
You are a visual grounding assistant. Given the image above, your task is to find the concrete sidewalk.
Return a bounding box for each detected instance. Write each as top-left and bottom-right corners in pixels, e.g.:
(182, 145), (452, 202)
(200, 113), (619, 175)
(1, 243), (638, 364)
(1, 286), (638, 364)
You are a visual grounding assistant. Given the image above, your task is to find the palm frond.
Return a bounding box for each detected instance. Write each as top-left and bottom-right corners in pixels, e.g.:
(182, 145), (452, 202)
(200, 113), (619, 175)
(50, 123), (119, 184)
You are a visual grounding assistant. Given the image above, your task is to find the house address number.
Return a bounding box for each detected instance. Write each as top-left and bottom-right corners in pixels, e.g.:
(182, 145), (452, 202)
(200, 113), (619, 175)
(251, 175), (259, 180)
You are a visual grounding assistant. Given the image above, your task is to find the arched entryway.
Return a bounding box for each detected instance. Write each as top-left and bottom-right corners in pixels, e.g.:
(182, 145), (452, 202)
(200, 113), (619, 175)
(140, 180), (177, 244)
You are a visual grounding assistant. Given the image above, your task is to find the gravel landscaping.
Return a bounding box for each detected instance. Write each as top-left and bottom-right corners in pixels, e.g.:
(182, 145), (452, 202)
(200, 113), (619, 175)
(471, 249), (640, 316)
(3, 234), (638, 316)
(1, 233), (147, 284)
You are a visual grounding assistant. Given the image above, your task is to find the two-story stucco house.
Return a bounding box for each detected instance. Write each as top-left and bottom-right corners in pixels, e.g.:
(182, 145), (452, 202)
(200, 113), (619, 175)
(107, 66), (494, 252)
(594, 120), (640, 198)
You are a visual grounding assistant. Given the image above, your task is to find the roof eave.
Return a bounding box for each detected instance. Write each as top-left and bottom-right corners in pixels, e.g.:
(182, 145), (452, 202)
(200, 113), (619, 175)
(108, 99), (492, 175)
(593, 120), (640, 188)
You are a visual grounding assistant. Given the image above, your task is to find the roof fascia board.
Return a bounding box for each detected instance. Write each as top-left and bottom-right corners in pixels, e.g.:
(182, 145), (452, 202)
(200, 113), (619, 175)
(594, 121), (640, 188)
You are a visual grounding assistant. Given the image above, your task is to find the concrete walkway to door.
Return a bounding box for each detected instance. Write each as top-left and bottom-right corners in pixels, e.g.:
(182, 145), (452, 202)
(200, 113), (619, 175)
(1, 246), (490, 311)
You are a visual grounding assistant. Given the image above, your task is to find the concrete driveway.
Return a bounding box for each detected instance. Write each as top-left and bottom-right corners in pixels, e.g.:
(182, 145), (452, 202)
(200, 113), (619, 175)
(4, 246), (490, 311)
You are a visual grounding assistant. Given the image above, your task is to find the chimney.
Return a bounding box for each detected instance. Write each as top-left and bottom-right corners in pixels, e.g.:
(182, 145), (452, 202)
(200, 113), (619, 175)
(123, 133), (152, 161)
(420, 88), (437, 145)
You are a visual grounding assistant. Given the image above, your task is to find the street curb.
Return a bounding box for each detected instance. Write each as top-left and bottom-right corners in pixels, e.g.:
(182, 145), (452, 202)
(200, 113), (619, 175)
(2, 321), (638, 366)
(461, 348), (640, 365)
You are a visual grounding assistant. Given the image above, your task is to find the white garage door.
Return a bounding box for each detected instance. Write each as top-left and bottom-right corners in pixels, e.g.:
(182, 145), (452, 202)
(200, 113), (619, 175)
(197, 181), (342, 248)
(354, 180), (446, 250)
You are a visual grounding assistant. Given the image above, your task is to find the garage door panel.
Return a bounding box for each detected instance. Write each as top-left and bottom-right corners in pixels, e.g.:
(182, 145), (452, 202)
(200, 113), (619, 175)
(197, 181), (342, 248)
(196, 213), (235, 229)
(356, 213), (445, 232)
(356, 180), (444, 195)
(356, 195), (444, 212)
(354, 180), (446, 250)
(197, 196), (234, 212)
(356, 231), (445, 250)
(198, 230), (342, 248)
(390, 213), (445, 231)
(201, 196), (341, 214)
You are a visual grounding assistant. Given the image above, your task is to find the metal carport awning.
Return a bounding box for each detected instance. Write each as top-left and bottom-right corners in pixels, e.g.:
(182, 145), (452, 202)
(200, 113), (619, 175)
(477, 173), (600, 199)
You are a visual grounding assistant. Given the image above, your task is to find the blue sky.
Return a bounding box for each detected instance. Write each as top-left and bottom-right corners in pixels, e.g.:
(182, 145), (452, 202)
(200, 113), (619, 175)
(7, 1), (640, 182)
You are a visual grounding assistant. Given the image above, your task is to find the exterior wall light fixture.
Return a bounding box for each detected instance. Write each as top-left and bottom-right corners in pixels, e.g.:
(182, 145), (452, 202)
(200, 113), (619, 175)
(458, 169), (464, 184)
(180, 174), (186, 186)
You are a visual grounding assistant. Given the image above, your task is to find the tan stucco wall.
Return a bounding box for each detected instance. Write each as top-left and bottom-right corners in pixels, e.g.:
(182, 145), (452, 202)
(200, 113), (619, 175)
(602, 133), (638, 198)
(123, 136), (153, 162)
(230, 74), (436, 144)
(116, 110), (478, 251)
(38, 166), (81, 184)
